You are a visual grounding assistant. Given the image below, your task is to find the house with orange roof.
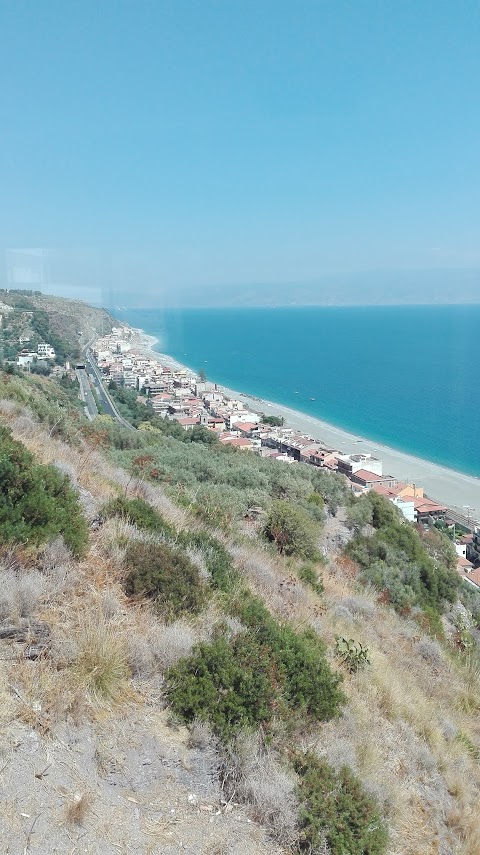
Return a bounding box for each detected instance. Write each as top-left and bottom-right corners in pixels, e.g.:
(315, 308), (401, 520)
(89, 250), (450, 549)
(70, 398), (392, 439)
(219, 435), (253, 451)
(411, 496), (447, 523)
(459, 566), (480, 589)
(351, 469), (398, 489)
(174, 416), (201, 429)
(457, 555), (474, 573)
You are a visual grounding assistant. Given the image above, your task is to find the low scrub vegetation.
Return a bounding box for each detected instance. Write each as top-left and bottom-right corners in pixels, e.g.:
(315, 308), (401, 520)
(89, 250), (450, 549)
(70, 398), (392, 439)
(124, 540), (207, 620)
(346, 492), (459, 615)
(100, 495), (175, 538)
(167, 634), (275, 740)
(298, 561), (324, 595)
(3, 357), (480, 855)
(106, 418), (347, 527)
(0, 425), (88, 555)
(178, 530), (239, 592)
(294, 752), (388, 855)
(167, 592), (344, 739)
(264, 499), (321, 559)
(75, 617), (129, 703)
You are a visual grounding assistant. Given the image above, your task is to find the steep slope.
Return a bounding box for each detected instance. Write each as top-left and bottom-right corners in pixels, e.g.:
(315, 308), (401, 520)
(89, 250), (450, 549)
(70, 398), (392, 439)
(0, 366), (479, 855)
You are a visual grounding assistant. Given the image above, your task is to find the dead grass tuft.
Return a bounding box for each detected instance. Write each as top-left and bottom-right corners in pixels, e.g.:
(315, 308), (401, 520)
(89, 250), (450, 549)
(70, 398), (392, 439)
(64, 792), (91, 826)
(74, 615), (129, 704)
(0, 566), (45, 621)
(220, 731), (299, 848)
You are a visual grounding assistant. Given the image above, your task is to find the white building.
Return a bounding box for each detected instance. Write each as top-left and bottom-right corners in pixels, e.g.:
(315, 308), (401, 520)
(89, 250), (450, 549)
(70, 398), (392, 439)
(390, 496), (415, 522)
(228, 411), (261, 427)
(17, 351), (36, 366)
(37, 343), (56, 360)
(337, 453), (383, 478)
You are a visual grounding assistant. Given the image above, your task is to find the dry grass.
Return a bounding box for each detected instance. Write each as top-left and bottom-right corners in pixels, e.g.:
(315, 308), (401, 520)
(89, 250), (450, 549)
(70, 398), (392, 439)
(2, 402), (480, 854)
(74, 615), (129, 704)
(127, 618), (199, 678)
(221, 732), (299, 849)
(64, 792), (91, 826)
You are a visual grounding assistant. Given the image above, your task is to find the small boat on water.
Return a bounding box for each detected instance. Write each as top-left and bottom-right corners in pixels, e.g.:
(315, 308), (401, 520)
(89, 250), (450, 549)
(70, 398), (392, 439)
(310, 397), (315, 401)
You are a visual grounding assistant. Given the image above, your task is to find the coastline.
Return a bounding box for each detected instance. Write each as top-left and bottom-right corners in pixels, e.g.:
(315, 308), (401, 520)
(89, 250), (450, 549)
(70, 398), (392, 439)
(132, 328), (480, 520)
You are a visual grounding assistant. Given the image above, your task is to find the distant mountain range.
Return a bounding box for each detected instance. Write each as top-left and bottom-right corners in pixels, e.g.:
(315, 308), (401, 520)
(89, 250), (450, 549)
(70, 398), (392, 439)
(116, 268), (480, 308)
(2, 261), (479, 308)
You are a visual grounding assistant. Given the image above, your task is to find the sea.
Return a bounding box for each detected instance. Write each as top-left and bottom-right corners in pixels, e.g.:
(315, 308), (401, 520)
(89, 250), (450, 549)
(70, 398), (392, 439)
(116, 305), (480, 478)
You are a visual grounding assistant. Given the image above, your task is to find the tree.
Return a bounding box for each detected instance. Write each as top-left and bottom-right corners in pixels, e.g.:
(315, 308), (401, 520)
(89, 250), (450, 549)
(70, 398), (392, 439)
(264, 499), (319, 559)
(346, 495), (373, 534)
(261, 414), (285, 427)
(198, 368), (207, 382)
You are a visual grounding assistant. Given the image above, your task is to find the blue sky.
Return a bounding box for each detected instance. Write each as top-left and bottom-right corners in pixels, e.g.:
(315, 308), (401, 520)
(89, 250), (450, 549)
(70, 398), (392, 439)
(1, 1), (479, 301)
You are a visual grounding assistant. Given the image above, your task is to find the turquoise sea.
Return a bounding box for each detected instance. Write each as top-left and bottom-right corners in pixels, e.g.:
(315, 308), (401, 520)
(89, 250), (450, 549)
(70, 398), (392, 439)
(117, 305), (480, 478)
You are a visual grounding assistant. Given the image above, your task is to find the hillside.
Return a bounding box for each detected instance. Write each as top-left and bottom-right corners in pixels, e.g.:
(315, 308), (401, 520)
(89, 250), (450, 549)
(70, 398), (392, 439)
(0, 290), (114, 363)
(0, 350), (479, 854)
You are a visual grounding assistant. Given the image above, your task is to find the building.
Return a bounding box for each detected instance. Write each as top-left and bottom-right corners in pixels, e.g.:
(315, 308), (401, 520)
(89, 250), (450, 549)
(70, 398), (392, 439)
(174, 417), (201, 430)
(16, 350), (36, 366)
(37, 343), (56, 360)
(467, 527), (480, 566)
(412, 497), (447, 524)
(390, 495), (415, 522)
(219, 435), (253, 451)
(351, 469), (397, 489)
(337, 453), (382, 478)
(309, 449), (339, 470)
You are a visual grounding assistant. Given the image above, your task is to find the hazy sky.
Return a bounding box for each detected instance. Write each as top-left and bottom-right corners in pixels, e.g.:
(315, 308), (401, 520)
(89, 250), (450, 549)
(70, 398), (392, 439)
(1, 1), (480, 301)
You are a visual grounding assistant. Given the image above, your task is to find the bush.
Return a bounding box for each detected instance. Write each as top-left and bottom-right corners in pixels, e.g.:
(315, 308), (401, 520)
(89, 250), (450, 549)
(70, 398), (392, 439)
(168, 591), (344, 740)
(232, 593), (345, 722)
(264, 500), (320, 559)
(100, 495), (175, 538)
(178, 531), (239, 592)
(0, 426), (88, 555)
(124, 540), (206, 620)
(346, 492), (460, 616)
(298, 561), (324, 596)
(167, 634), (275, 741)
(294, 753), (388, 855)
(346, 495), (373, 533)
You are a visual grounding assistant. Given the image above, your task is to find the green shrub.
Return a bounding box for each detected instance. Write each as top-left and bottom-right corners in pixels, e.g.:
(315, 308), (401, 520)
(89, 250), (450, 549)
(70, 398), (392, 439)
(168, 592), (344, 740)
(100, 495), (175, 538)
(308, 492), (324, 509)
(232, 593), (345, 722)
(346, 492), (459, 616)
(264, 500), (320, 559)
(178, 531), (239, 592)
(346, 495), (374, 533)
(294, 753), (388, 855)
(124, 540), (206, 620)
(193, 483), (246, 527)
(298, 561), (324, 596)
(166, 634), (275, 740)
(0, 426), (88, 555)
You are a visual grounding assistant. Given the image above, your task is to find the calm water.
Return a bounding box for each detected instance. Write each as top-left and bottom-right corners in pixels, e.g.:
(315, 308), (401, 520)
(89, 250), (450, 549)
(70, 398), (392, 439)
(117, 305), (480, 477)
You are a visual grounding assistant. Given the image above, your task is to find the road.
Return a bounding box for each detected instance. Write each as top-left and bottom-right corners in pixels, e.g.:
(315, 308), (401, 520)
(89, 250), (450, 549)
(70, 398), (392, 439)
(76, 367), (98, 420)
(81, 345), (136, 432)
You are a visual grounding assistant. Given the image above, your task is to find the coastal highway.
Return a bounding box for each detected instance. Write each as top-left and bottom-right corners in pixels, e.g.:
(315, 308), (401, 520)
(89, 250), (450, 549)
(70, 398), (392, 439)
(81, 347), (135, 432)
(76, 367), (98, 420)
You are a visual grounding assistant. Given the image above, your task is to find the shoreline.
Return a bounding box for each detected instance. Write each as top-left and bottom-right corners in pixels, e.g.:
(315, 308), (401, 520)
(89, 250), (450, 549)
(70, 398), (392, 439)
(131, 328), (480, 520)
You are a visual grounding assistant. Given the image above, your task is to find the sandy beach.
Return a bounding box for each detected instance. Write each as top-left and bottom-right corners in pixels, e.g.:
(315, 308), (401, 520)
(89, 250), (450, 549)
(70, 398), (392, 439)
(133, 329), (480, 521)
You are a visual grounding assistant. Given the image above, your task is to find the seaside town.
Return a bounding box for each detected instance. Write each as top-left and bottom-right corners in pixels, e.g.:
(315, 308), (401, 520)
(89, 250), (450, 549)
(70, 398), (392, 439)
(85, 323), (480, 587)
(2, 294), (478, 586)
